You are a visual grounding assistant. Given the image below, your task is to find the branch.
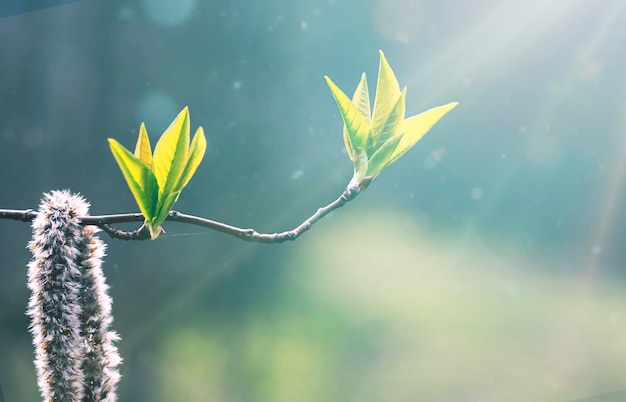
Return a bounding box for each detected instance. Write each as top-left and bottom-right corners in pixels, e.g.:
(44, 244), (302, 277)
(0, 182), (366, 243)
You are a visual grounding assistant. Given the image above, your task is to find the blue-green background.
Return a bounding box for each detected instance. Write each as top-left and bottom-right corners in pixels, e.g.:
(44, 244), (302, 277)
(1, 1), (626, 401)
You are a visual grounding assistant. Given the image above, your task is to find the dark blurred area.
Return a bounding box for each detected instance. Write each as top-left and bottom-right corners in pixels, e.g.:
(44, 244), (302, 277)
(0, 0), (82, 18)
(1, 0), (626, 401)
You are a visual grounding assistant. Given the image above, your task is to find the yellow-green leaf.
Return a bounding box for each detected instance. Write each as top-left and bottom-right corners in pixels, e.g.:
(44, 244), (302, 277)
(342, 73), (371, 160)
(366, 132), (404, 177)
(176, 126), (207, 191)
(369, 87), (406, 155)
(351, 73), (371, 119)
(388, 102), (459, 165)
(151, 191), (180, 239)
(370, 50), (401, 143)
(108, 138), (158, 221)
(325, 76), (370, 160)
(153, 106), (190, 197)
(134, 123), (153, 169)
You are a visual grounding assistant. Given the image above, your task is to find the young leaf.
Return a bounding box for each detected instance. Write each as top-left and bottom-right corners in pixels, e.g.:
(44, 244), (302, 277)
(151, 190), (180, 239)
(134, 123), (153, 169)
(325, 76), (370, 160)
(370, 50), (401, 143)
(352, 73), (371, 119)
(108, 139), (158, 221)
(388, 102), (459, 165)
(176, 126), (207, 191)
(366, 132), (404, 178)
(369, 87), (406, 155)
(152, 107), (190, 198)
(342, 73), (372, 160)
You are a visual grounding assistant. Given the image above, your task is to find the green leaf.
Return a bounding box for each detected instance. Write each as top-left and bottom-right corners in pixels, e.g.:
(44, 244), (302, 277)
(150, 190), (180, 240)
(352, 73), (371, 118)
(370, 50), (401, 145)
(388, 102), (459, 165)
(134, 123), (153, 169)
(366, 132), (404, 177)
(176, 126), (207, 191)
(369, 87), (406, 155)
(342, 73), (371, 160)
(108, 138), (158, 221)
(153, 106), (190, 198)
(325, 76), (370, 160)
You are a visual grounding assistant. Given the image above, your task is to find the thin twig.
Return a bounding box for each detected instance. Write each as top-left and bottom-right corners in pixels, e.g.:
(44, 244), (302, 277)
(0, 184), (363, 243)
(0, 209), (37, 222)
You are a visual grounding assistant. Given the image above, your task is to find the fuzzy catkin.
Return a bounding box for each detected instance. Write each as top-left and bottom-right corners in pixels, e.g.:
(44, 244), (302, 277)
(26, 190), (120, 402)
(78, 225), (121, 402)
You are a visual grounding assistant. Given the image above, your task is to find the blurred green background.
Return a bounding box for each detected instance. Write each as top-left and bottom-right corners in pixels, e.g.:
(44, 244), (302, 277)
(1, 0), (626, 401)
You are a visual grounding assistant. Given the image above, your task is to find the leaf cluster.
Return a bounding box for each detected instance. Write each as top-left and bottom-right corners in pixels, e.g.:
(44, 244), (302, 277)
(108, 107), (206, 239)
(325, 50), (457, 189)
